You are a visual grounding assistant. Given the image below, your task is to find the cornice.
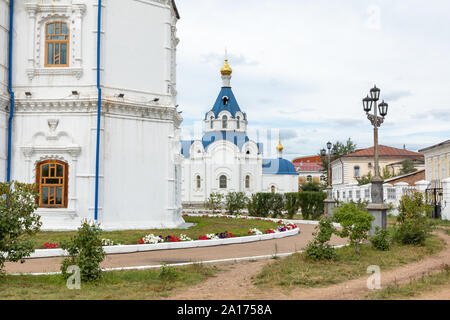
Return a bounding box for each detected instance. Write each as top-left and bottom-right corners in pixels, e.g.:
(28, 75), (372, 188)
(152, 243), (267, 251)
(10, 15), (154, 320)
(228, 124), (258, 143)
(14, 98), (182, 124)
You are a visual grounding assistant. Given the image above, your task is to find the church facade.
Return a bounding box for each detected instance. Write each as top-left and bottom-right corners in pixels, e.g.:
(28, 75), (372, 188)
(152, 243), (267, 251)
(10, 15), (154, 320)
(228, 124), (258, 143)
(181, 61), (298, 206)
(1, 0), (185, 230)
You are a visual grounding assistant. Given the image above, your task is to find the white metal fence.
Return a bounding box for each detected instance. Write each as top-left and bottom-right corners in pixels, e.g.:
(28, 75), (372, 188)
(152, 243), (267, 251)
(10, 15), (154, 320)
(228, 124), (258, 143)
(332, 179), (450, 220)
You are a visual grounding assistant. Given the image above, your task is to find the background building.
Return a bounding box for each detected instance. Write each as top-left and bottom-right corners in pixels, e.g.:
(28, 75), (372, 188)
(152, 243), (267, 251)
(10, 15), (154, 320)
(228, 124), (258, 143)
(419, 140), (450, 182)
(293, 155), (325, 185)
(331, 145), (424, 188)
(2, 0), (184, 230)
(181, 60), (298, 206)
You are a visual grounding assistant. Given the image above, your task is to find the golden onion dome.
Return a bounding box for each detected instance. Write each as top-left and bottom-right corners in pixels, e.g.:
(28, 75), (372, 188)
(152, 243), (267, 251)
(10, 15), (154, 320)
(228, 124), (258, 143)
(220, 59), (232, 76)
(277, 140), (284, 153)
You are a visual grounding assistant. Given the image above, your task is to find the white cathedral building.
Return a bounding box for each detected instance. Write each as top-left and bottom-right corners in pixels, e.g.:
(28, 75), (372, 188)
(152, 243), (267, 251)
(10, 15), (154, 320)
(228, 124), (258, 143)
(1, 0), (185, 230)
(181, 60), (298, 206)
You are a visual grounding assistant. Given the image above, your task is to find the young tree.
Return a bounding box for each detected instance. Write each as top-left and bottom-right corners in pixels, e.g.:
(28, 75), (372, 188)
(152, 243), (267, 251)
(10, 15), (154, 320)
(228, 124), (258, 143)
(0, 182), (41, 274)
(356, 171), (373, 186)
(225, 192), (248, 215)
(333, 202), (374, 254)
(305, 217), (337, 260)
(205, 192), (224, 213)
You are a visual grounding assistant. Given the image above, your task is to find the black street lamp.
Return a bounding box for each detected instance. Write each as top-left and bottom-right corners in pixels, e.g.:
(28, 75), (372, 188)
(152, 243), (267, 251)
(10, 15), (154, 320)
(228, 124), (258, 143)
(362, 85), (389, 233)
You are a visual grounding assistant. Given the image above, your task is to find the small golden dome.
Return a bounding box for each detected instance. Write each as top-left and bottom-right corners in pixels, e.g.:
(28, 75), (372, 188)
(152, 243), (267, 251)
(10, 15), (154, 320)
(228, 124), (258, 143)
(277, 140), (284, 153)
(221, 59), (232, 76)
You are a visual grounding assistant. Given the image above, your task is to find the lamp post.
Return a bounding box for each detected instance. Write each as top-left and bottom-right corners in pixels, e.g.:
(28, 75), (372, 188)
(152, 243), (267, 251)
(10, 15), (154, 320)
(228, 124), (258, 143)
(363, 85), (389, 234)
(321, 141), (336, 216)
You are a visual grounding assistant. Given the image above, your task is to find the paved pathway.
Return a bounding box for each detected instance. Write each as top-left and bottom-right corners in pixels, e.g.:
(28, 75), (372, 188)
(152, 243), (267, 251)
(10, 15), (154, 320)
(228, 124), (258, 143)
(4, 224), (347, 274)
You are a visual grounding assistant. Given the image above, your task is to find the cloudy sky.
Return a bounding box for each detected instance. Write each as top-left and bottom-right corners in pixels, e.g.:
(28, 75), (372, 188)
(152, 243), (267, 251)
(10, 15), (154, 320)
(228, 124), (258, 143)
(175, 0), (450, 160)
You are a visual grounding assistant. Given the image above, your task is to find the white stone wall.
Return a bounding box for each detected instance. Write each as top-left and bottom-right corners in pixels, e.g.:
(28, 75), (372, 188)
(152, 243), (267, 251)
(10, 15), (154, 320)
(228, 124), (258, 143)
(3, 0), (184, 230)
(262, 174), (298, 194)
(0, 0), (9, 182)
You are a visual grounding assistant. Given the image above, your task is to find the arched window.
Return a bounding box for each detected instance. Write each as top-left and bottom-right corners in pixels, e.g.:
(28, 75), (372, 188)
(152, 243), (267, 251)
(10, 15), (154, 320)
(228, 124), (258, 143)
(210, 116), (214, 129)
(320, 175), (326, 182)
(354, 166), (360, 177)
(245, 175), (250, 189)
(219, 175), (227, 189)
(307, 175), (313, 182)
(271, 185), (276, 193)
(45, 21), (69, 67)
(196, 175), (201, 189)
(236, 116), (240, 129)
(222, 115), (228, 129)
(36, 160), (68, 208)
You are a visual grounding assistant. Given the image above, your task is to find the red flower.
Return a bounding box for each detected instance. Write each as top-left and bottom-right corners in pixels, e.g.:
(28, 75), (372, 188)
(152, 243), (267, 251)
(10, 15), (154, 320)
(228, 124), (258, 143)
(198, 235), (208, 240)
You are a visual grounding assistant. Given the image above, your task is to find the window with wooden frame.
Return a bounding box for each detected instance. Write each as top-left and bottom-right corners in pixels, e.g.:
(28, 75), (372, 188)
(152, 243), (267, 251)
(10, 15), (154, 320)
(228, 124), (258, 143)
(36, 160), (69, 208)
(196, 175), (201, 189)
(245, 175), (250, 189)
(45, 21), (69, 67)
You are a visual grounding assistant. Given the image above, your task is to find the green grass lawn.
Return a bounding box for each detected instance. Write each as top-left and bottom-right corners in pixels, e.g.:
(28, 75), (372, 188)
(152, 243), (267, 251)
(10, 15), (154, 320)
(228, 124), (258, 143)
(27, 216), (280, 249)
(367, 264), (450, 300)
(254, 235), (445, 289)
(0, 264), (218, 300)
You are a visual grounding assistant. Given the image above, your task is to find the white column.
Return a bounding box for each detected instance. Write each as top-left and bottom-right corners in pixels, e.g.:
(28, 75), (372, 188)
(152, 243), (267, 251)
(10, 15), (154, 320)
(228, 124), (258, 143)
(442, 178), (450, 220)
(26, 5), (37, 69)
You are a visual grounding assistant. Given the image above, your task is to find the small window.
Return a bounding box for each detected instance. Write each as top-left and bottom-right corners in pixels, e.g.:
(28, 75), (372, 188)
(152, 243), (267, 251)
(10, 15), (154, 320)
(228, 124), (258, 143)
(210, 116), (214, 129)
(236, 116), (240, 129)
(320, 175), (326, 182)
(45, 21), (69, 67)
(354, 166), (360, 177)
(219, 175), (227, 189)
(307, 175), (313, 182)
(245, 175), (250, 189)
(196, 175), (201, 189)
(36, 159), (68, 208)
(222, 115), (228, 129)
(246, 150), (250, 155)
(271, 186), (276, 193)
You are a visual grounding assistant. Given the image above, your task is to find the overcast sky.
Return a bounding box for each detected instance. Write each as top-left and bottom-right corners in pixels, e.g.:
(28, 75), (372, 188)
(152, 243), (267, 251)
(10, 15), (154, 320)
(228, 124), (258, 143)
(175, 0), (450, 160)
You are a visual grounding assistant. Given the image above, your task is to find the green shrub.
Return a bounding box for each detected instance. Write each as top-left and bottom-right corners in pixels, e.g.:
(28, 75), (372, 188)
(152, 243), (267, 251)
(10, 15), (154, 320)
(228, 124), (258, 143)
(268, 193), (285, 218)
(305, 217), (336, 260)
(300, 181), (325, 192)
(205, 192), (224, 212)
(158, 264), (179, 282)
(333, 202), (374, 254)
(0, 181), (41, 274)
(247, 193), (272, 217)
(298, 191), (326, 220)
(370, 227), (392, 251)
(393, 193), (433, 245)
(284, 192), (300, 219)
(225, 192), (248, 215)
(61, 219), (106, 282)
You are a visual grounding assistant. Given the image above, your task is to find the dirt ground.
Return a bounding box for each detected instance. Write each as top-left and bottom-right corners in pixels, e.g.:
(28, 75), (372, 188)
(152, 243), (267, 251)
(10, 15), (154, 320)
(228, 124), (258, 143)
(167, 231), (450, 300)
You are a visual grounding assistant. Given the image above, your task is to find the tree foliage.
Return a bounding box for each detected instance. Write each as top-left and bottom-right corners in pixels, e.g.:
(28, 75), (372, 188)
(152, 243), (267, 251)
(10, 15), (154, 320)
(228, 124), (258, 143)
(61, 219), (106, 282)
(284, 193), (301, 219)
(333, 202), (374, 254)
(205, 192), (224, 212)
(305, 217), (337, 260)
(0, 181), (41, 274)
(298, 191), (326, 220)
(400, 160), (418, 175)
(225, 192), (248, 215)
(320, 138), (357, 171)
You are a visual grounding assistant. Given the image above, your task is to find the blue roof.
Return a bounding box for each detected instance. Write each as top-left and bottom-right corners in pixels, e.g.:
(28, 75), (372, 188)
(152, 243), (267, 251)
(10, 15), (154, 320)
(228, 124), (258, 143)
(181, 131), (262, 158)
(205, 87), (246, 120)
(262, 158), (298, 175)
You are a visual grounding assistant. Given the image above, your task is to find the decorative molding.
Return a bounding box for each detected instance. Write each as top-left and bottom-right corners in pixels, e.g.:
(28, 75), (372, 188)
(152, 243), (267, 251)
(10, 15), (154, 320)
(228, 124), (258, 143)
(26, 68), (83, 80)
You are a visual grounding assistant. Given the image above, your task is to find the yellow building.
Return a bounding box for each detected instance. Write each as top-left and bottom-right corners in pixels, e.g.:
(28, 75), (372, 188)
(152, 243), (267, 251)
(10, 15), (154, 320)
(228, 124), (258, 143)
(331, 145), (424, 188)
(419, 140), (450, 182)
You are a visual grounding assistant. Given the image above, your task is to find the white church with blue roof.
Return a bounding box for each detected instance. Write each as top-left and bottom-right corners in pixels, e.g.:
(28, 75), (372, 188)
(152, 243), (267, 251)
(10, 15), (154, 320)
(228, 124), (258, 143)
(181, 60), (298, 205)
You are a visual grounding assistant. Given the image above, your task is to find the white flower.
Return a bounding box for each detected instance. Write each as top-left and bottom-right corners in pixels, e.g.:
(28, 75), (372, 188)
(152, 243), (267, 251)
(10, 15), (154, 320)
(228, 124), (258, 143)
(179, 234), (193, 241)
(249, 228), (263, 235)
(141, 234), (164, 244)
(206, 233), (220, 240)
(101, 238), (121, 246)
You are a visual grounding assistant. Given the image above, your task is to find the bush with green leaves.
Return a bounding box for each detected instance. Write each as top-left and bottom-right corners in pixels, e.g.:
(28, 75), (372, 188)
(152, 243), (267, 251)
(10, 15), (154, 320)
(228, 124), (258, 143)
(205, 192), (224, 213)
(298, 191), (326, 220)
(61, 219), (106, 282)
(284, 192), (300, 219)
(247, 193), (272, 217)
(393, 192), (432, 245)
(333, 202), (374, 254)
(225, 192), (248, 215)
(268, 193), (285, 218)
(300, 181), (325, 192)
(370, 227), (392, 251)
(0, 181), (41, 274)
(305, 217), (336, 260)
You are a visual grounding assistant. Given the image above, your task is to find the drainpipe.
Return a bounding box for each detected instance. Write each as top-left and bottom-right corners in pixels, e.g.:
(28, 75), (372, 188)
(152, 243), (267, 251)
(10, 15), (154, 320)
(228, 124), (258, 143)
(94, 0), (102, 221)
(6, 0), (14, 182)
